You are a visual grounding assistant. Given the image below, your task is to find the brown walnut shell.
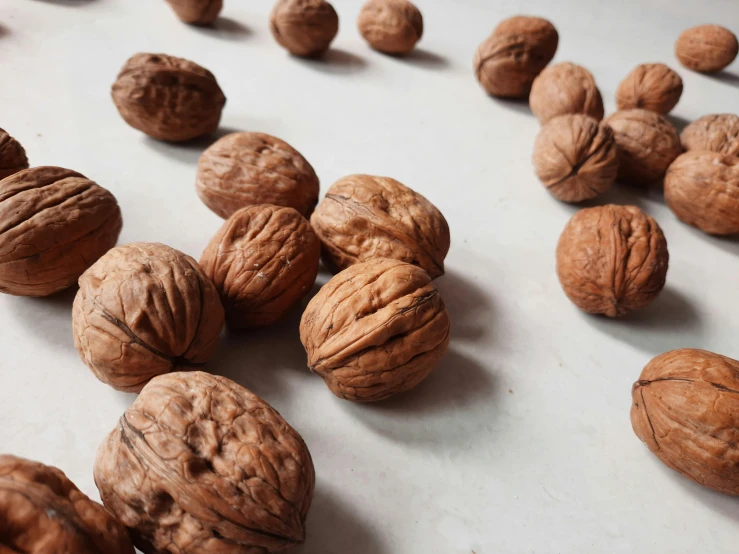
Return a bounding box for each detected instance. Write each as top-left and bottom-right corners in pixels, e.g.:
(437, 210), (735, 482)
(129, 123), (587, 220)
(631, 349), (739, 495)
(615, 63), (683, 115)
(0, 166), (122, 297)
(111, 53), (226, 142)
(300, 258), (450, 402)
(72, 242), (224, 392)
(357, 0), (423, 55)
(675, 25), (739, 73)
(556, 205), (668, 317)
(680, 113), (739, 157)
(270, 0), (339, 58)
(94, 371), (315, 554)
(0, 128), (29, 180)
(529, 62), (604, 124)
(0, 454), (134, 554)
(166, 0), (222, 24)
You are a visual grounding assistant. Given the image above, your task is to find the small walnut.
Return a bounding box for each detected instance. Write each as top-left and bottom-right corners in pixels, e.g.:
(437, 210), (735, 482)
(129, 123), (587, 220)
(196, 132), (319, 219)
(556, 205), (668, 317)
(529, 62), (604, 124)
(72, 242), (224, 392)
(680, 113), (739, 157)
(675, 24), (739, 73)
(615, 63), (683, 115)
(0, 166), (122, 297)
(111, 53), (226, 142)
(270, 0), (339, 58)
(166, 0), (222, 24)
(473, 15), (558, 98)
(0, 455), (134, 554)
(357, 0), (423, 55)
(631, 349), (739, 495)
(310, 174), (450, 278)
(532, 114), (619, 203)
(0, 128), (29, 180)
(300, 258), (450, 402)
(94, 371), (315, 554)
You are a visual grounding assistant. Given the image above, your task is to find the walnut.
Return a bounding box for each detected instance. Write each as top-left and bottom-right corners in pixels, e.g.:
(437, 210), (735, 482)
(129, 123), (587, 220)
(357, 0), (423, 55)
(270, 0), (339, 58)
(615, 63), (683, 115)
(310, 174), (450, 278)
(200, 205), (320, 329)
(680, 113), (739, 157)
(529, 62), (604, 124)
(473, 15), (558, 98)
(111, 53), (226, 142)
(631, 349), (739, 495)
(300, 258), (450, 402)
(604, 109), (682, 185)
(196, 132), (319, 220)
(532, 114), (618, 203)
(72, 242), (224, 392)
(675, 25), (739, 73)
(0, 166), (122, 297)
(556, 205), (668, 317)
(0, 455), (134, 554)
(0, 128), (29, 180)
(166, 0), (222, 24)
(94, 371), (315, 554)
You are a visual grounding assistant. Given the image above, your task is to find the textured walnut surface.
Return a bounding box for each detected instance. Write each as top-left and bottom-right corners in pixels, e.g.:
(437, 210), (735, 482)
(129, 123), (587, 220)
(94, 371), (315, 554)
(270, 0), (339, 57)
(529, 62), (604, 124)
(615, 63), (683, 115)
(357, 0), (423, 55)
(681, 113), (739, 157)
(0, 128), (29, 180)
(166, 0), (222, 24)
(675, 24), (739, 73)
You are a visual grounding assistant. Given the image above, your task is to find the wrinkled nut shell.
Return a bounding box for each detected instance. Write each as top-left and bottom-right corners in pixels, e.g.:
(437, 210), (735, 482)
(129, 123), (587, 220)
(357, 0), (423, 55)
(676, 24), (739, 73)
(556, 205), (668, 317)
(270, 0), (339, 58)
(631, 349), (739, 495)
(681, 113), (739, 157)
(0, 455), (134, 554)
(166, 0), (223, 24)
(94, 371), (315, 554)
(615, 63), (683, 115)
(0, 128), (29, 180)
(0, 166), (122, 297)
(300, 258), (450, 402)
(72, 242), (224, 392)
(529, 62), (604, 124)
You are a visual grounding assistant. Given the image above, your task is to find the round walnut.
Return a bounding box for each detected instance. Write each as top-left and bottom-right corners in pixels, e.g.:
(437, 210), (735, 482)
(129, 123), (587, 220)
(357, 0), (423, 55)
(681, 113), (739, 157)
(532, 114), (619, 203)
(165, 0), (223, 25)
(111, 53), (226, 142)
(0, 166), (122, 297)
(615, 63), (683, 115)
(0, 455), (134, 554)
(0, 128), (29, 180)
(300, 258), (450, 402)
(632, 349), (739, 495)
(530, 62), (604, 124)
(72, 242), (224, 392)
(556, 205), (669, 317)
(310, 174), (450, 278)
(270, 0), (339, 58)
(676, 24), (739, 73)
(473, 15), (558, 98)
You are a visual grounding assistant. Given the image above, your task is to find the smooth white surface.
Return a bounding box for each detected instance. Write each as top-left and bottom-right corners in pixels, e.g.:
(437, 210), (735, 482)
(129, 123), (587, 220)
(1, 0), (739, 552)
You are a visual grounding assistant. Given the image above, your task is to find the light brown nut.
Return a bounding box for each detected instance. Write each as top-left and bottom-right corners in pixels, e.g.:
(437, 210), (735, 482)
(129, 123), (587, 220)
(196, 132), (319, 219)
(310, 174), (450, 278)
(529, 62), (604, 124)
(615, 63), (683, 115)
(0, 128), (29, 180)
(680, 113), (739, 157)
(532, 114), (618, 203)
(270, 0), (339, 58)
(0, 166), (122, 297)
(473, 15), (558, 98)
(556, 205), (668, 317)
(72, 242), (224, 392)
(0, 455), (134, 554)
(675, 24), (739, 73)
(111, 53), (226, 142)
(631, 349), (739, 495)
(357, 0), (423, 55)
(94, 371), (315, 554)
(300, 258), (450, 402)
(166, 0), (222, 24)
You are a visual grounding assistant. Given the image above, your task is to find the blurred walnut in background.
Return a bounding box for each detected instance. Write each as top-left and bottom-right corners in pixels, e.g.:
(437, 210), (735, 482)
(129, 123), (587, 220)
(0, 128), (28, 180)
(270, 0), (339, 57)
(529, 62), (604, 123)
(676, 24), (738, 73)
(616, 63), (683, 114)
(358, 0), (423, 55)
(165, 0), (222, 24)
(680, 113), (739, 157)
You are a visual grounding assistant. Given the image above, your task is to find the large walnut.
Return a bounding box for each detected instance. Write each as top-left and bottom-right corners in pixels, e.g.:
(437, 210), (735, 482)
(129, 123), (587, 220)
(631, 349), (739, 495)
(0, 166), (122, 297)
(94, 371), (315, 554)
(72, 242), (224, 392)
(680, 113), (739, 157)
(615, 63), (683, 115)
(529, 62), (604, 124)
(0, 455), (134, 554)
(310, 174), (450, 278)
(300, 258), (450, 402)
(166, 0), (222, 24)
(676, 25), (739, 73)
(0, 128), (29, 180)
(270, 0), (339, 58)
(357, 0), (423, 55)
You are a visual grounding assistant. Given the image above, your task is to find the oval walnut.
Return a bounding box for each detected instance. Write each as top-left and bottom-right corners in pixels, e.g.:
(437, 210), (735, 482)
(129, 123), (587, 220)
(675, 25), (739, 73)
(270, 0), (339, 58)
(529, 62), (604, 124)
(358, 0), (423, 55)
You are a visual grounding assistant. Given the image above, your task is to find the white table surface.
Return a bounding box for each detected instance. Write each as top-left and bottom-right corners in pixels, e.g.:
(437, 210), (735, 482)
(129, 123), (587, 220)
(2, 0), (739, 552)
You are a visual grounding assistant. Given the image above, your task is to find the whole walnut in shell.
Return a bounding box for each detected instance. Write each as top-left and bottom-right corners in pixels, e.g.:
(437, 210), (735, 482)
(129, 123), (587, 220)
(166, 0), (222, 24)
(532, 114), (619, 203)
(270, 0), (339, 58)
(357, 0), (423, 55)
(0, 166), (122, 297)
(529, 62), (604, 124)
(632, 349), (739, 495)
(300, 258), (450, 402)
(0, 455), (134, 554)
(112, 53), (226, 142)
(473, 15), (558, 98)
(615, 63), (683, 115)
(680, 113), (739, 157)
(0, 128), (29, 180)
(676, 25), (739, 73)
(94, 371), (315, 554)
(556, 205), (668, 317)
(310, 174), (450, 278)
(72, 242), (224, 392)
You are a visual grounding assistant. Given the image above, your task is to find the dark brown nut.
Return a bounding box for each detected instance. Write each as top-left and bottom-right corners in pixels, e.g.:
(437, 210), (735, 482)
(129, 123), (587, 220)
(166, 0), (222, 24)
(532, 114), (618, 203)
(0, 128), (29, 180)
(0, 166), (122, 297)
(111, 53), (226, 142)
(270, 0), (339, 58)
(310, 174), (450, 278)
(300, 258), (450, 402)
(529, 62), (604, 124)
(556, 205), (668, 317)
(72, 242), (224, 392)
(680, 113), (739, 157)
(0, 455), (134, 554)
(473, 15), (558, 98)
(631, 349), (739, 495)
(615, 63), (683, 115)
(676, 25), (739, 73)
(357, 0), (423, 55)
(196, 132), (319, 219)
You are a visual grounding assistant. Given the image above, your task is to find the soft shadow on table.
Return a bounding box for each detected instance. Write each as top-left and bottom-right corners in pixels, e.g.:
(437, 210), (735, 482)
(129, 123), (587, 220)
(142, 126), (241, 165)
(489, 97), (532, 116)
(386, 48), (449, 69)
(435, 269), (494, 343)
(666, 114), (691, 134)
(683, 225), (739, 256)
(31, 0), (97, 4)
(709, 70), (739, 88)
(559, 181), (663, 214)
(0, 23), (8, 38)
(7, 287), (77, 351)
(294, 49), (367, 75)
(189, 17), (252, 41)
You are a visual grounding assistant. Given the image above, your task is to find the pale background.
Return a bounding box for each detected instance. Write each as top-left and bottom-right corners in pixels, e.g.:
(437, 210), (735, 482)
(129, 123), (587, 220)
(1, 0), (738, 552)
